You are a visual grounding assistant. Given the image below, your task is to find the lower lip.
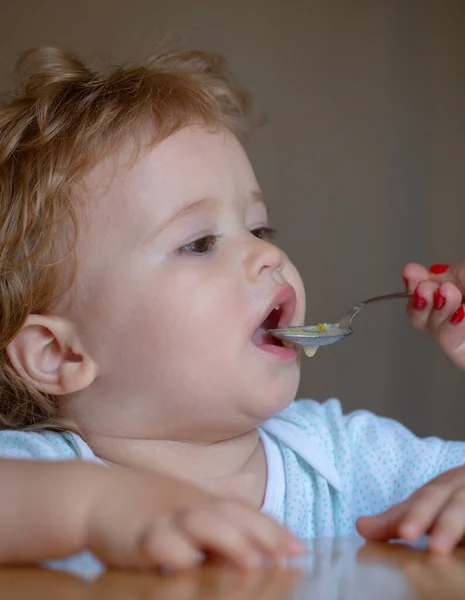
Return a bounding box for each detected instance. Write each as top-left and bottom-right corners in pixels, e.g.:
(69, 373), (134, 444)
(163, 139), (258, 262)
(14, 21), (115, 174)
(255, 343), (298, 361)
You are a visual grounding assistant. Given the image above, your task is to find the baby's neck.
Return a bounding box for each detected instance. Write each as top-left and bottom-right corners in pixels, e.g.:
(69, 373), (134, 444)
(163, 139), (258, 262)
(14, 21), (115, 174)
(85, 428), (268, 507)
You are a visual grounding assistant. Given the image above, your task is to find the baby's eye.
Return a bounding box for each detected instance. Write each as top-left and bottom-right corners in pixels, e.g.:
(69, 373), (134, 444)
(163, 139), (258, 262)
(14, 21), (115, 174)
(178, 235), (220, 255)
(251, 227), (278, 242)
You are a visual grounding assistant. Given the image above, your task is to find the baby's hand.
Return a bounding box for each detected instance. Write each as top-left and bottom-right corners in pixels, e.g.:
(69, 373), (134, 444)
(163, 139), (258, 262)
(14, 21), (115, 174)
(84, 466), (303, 571)
(356, 465), (465, 553)
(403, 262), (465, 371)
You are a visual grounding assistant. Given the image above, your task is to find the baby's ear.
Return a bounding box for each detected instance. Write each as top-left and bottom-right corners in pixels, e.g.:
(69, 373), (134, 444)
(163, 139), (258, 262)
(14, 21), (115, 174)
(6, 315), (97, 396)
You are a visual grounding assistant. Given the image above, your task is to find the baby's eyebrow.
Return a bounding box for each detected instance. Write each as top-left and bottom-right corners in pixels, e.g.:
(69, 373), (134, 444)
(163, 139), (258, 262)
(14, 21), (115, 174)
(158, 196), (221, 233)
(158, 190), (267, 233)
(145, 191), (268, 244)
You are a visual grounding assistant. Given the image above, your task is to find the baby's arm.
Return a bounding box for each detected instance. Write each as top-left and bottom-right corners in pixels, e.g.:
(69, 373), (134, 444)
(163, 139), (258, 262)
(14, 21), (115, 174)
(0, 458), (302, 570)
(1, 459), (103, 563)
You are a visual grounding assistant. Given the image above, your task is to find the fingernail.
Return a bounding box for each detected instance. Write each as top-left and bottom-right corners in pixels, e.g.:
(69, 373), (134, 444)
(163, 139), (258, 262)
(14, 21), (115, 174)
(450, 304), (465, 325)
(413, 289), (427, 310)
(433, 289), (446, 310)
(403, 276), (409, 290)
(429, 264), (450, 274)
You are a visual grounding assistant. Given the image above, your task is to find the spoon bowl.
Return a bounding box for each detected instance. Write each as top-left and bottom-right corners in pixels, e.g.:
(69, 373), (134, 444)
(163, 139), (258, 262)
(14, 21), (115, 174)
(269, 324), (353, 348)
(268, 291), (410, 353)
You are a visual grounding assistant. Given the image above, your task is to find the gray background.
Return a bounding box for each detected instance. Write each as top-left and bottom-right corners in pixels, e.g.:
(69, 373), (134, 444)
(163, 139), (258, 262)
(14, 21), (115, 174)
(0, 1), (464, 438)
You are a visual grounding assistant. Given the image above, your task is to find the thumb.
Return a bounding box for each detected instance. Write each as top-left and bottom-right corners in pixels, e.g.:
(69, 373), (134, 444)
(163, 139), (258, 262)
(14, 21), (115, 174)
(356, 503), (409, 542)
(356, 515), (399, 542)
(403, 263), (465, 295)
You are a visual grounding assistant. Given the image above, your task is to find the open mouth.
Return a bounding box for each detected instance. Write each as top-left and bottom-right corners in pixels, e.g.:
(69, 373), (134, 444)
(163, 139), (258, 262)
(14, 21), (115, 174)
(251, 285), (297, 352)
(252, 305), (285, 347)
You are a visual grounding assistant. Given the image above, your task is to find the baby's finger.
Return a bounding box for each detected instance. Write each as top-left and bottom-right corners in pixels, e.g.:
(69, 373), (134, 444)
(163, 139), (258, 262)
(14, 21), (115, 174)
(396, 483), (452, 542)
(177, 506), (277, 569)
(428, 490), (465, 554)
(140, 524), (205, 571)
(356, 501), (410, 541)
(214, 502), (304, 563)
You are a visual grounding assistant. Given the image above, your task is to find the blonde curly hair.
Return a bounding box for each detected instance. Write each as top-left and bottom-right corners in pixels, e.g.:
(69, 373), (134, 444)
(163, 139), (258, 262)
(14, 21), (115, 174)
(0, 46), (258, 431)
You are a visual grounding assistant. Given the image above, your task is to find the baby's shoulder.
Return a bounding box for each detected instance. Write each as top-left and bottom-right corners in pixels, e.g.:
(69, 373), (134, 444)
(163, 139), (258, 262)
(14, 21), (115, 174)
(0, 428), (94, 461)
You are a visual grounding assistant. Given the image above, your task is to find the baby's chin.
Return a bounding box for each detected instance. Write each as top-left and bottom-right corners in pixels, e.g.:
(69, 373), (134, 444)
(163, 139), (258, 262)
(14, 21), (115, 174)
(249, 376), (300, 423)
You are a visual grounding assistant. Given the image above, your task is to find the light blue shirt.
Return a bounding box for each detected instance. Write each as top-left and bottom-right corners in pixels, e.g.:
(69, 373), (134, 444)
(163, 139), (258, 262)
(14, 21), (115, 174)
(2, 398), (464, 574)
(260, 399), (465, 537)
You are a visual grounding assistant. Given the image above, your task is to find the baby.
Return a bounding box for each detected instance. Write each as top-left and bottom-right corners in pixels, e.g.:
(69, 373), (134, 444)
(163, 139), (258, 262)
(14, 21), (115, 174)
(1, 46), (465, 573)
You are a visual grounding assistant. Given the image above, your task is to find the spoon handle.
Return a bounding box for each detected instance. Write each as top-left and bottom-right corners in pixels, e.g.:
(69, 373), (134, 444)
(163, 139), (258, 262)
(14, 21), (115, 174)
(340, 290), (465, 330)
(363, 291), (465, 305)
(339, 291), (410, 329)
(362, 291), (411, 305)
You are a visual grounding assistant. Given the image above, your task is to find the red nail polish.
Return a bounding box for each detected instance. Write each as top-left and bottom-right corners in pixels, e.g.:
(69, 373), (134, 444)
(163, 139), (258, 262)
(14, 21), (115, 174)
(403, 276), (408, 290)
(450, 305), (465, 325)
(429, 264), (450, 274)
(433, 289), (446, 310)
(413, 289), (427, 310)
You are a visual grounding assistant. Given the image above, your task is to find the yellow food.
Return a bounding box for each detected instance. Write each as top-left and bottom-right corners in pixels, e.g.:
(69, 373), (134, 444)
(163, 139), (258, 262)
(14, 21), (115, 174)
(303, 346), (318, 357)
(280, 323), (333, 336)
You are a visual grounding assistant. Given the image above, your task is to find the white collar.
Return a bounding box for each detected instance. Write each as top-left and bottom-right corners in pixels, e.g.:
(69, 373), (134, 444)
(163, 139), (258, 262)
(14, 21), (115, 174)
(260, 416), (342, 492)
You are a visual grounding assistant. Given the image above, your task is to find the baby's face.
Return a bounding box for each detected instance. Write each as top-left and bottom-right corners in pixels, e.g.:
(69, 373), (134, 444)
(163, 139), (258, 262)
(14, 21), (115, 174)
(66, 125), (305, 441)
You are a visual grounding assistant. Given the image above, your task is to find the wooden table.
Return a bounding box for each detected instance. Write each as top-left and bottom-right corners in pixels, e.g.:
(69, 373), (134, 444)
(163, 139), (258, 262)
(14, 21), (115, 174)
(2, 537), (465, 599)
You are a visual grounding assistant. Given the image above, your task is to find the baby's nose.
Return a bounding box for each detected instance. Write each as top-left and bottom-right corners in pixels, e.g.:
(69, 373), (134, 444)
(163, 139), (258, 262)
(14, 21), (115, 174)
(272, 268), (286, 285)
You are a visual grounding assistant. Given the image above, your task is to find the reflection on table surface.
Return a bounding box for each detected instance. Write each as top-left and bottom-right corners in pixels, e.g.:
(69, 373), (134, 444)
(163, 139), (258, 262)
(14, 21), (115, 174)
(3, 537), (465, 600)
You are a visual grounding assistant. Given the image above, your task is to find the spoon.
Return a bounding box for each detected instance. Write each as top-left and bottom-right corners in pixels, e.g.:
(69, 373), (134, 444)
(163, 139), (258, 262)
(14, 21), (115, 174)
(268, 291), (411, 355)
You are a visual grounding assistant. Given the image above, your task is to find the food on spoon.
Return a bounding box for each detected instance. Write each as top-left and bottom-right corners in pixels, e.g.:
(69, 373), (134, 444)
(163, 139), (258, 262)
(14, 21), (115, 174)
(275, 323), (341, 358)
(302, 324), (330, 355)
(303, 346), (318, 357)
(281, 323), (333, 335)
(282, 340), (317, 356)
(269, 322), (345, 358)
